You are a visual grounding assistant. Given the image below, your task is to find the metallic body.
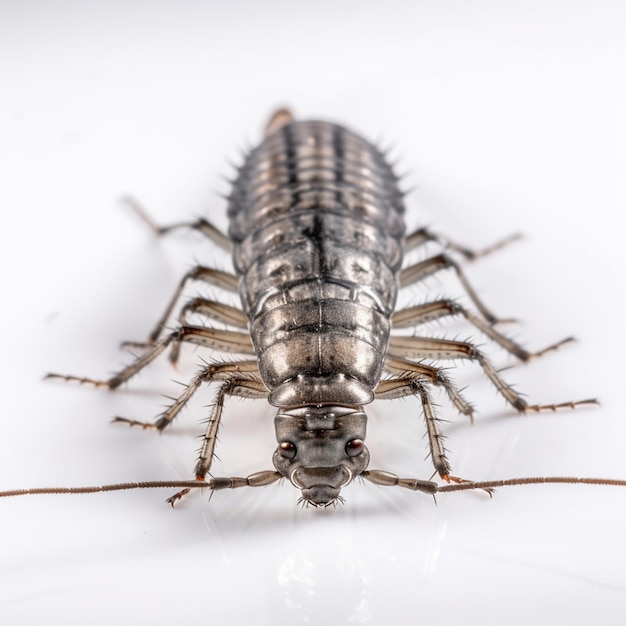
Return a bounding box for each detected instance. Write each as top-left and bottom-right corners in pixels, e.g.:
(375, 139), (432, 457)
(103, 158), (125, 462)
(230, 119), (403, 410)
(48, 110), (590, 507)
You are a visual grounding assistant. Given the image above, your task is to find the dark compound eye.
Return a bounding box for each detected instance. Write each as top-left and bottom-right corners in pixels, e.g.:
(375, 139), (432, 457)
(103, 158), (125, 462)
(345, 439), (364, 457)
(279, 441), (297, 459)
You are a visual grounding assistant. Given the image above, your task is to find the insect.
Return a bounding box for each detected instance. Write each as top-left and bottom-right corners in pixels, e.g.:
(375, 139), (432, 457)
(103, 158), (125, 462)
(2, 109), (624, 506)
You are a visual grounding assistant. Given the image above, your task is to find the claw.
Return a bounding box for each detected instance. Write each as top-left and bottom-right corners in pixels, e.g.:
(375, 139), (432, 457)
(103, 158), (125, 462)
(166, 488), (191, 507)
(165, 478), (207, 507)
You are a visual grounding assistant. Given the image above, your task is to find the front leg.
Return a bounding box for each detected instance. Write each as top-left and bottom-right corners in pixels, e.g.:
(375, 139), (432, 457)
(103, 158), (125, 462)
(375, 375), (453, 479)
(166, 376), (268, 506)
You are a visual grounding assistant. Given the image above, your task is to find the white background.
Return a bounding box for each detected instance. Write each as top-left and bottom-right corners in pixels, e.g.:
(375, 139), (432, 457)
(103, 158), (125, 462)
(1, 1), (625, 624)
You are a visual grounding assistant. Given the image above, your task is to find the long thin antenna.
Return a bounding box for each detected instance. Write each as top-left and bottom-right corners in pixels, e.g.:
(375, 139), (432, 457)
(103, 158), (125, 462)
(1, 476), (626, 500)
(0, 480), (211, 498)
(437, 477), (626, 493)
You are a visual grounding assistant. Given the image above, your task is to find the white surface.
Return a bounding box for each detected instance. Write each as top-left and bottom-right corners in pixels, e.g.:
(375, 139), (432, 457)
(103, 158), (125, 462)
(1, 1), (625, 624)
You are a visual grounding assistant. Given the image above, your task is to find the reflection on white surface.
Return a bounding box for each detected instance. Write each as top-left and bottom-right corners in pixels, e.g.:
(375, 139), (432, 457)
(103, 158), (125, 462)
(276, 528), (374, 623)
(423, 520), (447, 578)
(1, 1), (626, 624)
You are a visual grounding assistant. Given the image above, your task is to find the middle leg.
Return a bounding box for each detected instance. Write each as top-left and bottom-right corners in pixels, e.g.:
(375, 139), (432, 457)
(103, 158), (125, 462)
(391, 299), (574, 362)
(375, 375), (454, 479)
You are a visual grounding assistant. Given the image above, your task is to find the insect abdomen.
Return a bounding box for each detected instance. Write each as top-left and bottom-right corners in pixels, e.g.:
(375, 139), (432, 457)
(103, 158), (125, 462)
(228, 119), (406, 407)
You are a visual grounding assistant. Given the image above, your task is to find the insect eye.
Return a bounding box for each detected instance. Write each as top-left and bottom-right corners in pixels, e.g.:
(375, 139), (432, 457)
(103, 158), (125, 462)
(345, 439), (364, 457)
(279, 441), (297, 459)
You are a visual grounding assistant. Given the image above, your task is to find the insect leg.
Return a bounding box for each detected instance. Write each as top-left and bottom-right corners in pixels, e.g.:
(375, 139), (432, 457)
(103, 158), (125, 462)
(178, 298), (248, 329)
(375, 376), (453, 479)
(404, 227), (521, 260)
(46, 326), (255, 388)
(194, 378), (267, 478)
(166, 376), (268, 506)
(399, 254), (502, 324)
(376, 374), (499, 487)
(387, 336), (597, 413)
(391, 299), (573, 362)
(164, 297), (249, 364)
(124, 195), (232, 252)
(382, 354), (474, 419)
(114, 359), (261, 430)
(141, 266), (240, 344)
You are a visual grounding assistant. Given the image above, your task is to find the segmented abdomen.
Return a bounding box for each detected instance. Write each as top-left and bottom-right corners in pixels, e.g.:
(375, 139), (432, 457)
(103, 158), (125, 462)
(228, 119), (406, 407)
